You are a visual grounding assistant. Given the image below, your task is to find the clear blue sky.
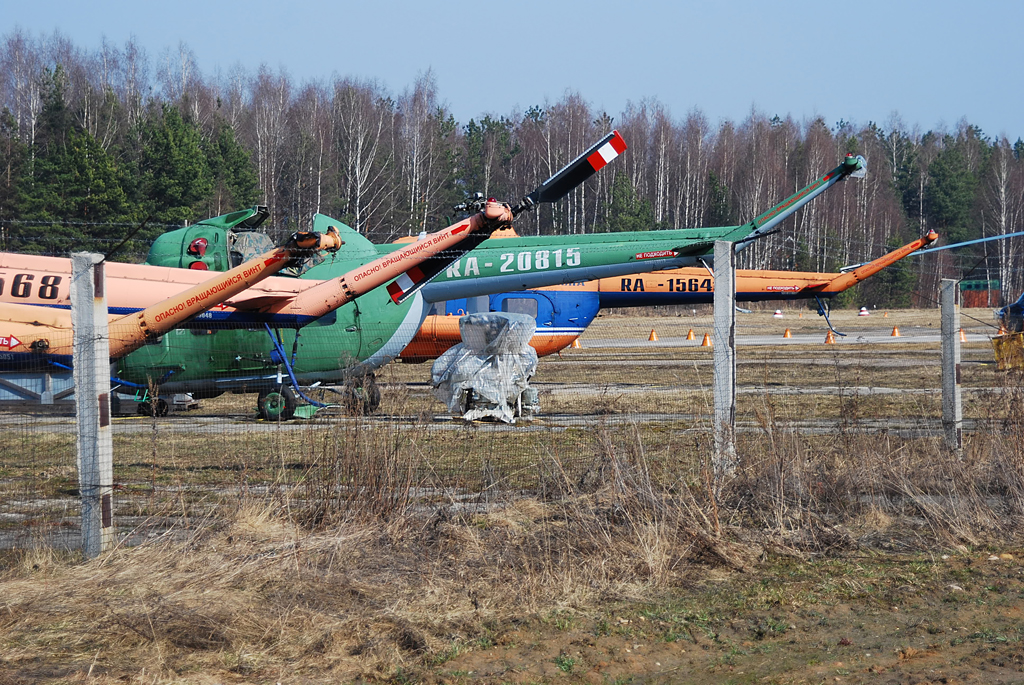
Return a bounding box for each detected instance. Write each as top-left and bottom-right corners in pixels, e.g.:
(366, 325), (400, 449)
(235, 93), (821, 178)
(7, 0), (1023, 139)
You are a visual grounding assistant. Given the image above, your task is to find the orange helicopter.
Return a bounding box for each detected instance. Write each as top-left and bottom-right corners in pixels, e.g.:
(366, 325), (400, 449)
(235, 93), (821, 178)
(403, 229), (938, 360)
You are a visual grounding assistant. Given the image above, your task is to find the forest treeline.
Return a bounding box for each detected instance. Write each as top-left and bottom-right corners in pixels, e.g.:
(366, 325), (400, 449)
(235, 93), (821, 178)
(1, 31), (1022, 307)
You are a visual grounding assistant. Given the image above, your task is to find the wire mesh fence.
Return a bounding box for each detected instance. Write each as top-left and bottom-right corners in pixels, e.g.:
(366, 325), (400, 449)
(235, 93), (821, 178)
(2, 302), (1021, 556)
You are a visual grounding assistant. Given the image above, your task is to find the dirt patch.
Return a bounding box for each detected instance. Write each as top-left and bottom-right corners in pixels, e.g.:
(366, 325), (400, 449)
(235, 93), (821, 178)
(436, 554), (1024, 684)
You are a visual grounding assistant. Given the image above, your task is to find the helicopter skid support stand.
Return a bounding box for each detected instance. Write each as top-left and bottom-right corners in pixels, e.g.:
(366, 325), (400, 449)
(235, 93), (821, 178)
(257, 325), (383, 419)
(814, 296), (847, 337)
(258, 324), (332, 420)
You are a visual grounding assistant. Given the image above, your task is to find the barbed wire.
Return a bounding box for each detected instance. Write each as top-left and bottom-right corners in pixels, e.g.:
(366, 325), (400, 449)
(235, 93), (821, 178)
(0, 220), (182, 228)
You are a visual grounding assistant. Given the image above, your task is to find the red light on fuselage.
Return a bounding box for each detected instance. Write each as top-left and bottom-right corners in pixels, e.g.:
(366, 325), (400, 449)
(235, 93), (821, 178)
(188, 237), (209, 256)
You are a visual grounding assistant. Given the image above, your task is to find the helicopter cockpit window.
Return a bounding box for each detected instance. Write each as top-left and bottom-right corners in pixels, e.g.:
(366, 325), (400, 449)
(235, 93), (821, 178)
(228, 230), (275, 267)
(227, 228), (326, 276)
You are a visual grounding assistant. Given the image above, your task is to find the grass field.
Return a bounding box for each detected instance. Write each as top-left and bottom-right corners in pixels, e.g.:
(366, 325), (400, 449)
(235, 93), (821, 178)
(1, 308), (1023, 683)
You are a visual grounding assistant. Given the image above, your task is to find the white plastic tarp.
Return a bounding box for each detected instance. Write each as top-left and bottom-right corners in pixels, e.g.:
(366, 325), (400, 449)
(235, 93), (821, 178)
(430, 312), (538, 423)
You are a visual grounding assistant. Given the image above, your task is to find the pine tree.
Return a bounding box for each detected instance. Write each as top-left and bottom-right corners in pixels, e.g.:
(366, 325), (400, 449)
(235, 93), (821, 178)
(0, 108), (26, 228)
(140, 105), (213, 226)
(204, 120), (261, 215)
(862, 234), (917, 308)
(603, 172), (655, 232)
(13, 70), (134, 254)
(925, 138), (978, 244)
(704, 171), (730, 226)
(462, 115), (518, 200)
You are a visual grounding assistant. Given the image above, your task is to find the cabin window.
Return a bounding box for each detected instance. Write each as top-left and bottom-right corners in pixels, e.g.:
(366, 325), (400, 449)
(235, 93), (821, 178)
(228, 230), (275, 267)
(501, 297), (538, 318)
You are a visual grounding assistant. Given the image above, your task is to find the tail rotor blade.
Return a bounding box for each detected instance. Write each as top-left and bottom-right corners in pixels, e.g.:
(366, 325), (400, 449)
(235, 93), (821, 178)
(515, 130), (626, 214)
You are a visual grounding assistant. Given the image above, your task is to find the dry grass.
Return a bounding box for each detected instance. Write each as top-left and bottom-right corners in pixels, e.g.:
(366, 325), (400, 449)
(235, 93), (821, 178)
(0, 451), (730, 683)
(4, 384), (1024, 682)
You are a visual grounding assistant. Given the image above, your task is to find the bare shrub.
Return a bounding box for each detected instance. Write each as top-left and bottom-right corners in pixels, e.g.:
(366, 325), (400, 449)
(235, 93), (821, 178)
(721, 371), (1024, 550)
(983, 372), (1024, 516)
(298, 418), (420, 527)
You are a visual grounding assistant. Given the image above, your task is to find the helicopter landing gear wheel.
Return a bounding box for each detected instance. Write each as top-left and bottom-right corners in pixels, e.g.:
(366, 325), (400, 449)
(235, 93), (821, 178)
(257, 386), (296, 420)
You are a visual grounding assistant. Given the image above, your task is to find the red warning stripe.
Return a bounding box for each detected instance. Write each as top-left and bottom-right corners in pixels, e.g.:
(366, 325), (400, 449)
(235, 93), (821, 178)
(386, 265), (427, 303)
(586, 131), (627, 172)
(608, 131), (627, 154)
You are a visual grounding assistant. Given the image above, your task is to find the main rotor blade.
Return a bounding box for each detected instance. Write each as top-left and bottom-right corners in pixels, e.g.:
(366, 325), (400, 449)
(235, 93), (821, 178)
(921, 230), (1024, 253)
(386, 232), (493, 304)
(520, 130), (627, 211)
(390, 134), (627, 304)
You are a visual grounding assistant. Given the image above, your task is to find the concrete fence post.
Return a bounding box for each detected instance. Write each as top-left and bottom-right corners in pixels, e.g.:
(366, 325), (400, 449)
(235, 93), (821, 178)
(713, 240), (737, 482)
(71, 253), (115, 558)
(940, 278), (963, 456)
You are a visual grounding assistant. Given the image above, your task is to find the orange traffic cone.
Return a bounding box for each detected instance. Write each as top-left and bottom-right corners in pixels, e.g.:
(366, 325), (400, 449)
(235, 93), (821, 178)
(999, 325), (1008, 335)
(700, 333), (712, 347)
(571, 338), (581, 349)
(783, 328), (792, 338)
(883, 311), (888, 318)
(959, 329), (966, 342)
(799, 312), (803, 319)
(891, 326), (900, 337)
(825, 330), (836, 344)
(648, 329), (659, 342)
(686, 329), (696, 340)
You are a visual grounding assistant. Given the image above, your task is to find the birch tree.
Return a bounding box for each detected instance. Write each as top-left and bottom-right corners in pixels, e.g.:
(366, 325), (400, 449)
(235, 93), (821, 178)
(244, 65), (291, 229)
(334, 78), (395, 235)
(674, 109), (713, 229)
(984, 138), (1024, 300)
(396, 72), (458, 235)
(284, 82), (334, 227)
(0, 30), (43, 154)
(541, 92), (594, 234)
